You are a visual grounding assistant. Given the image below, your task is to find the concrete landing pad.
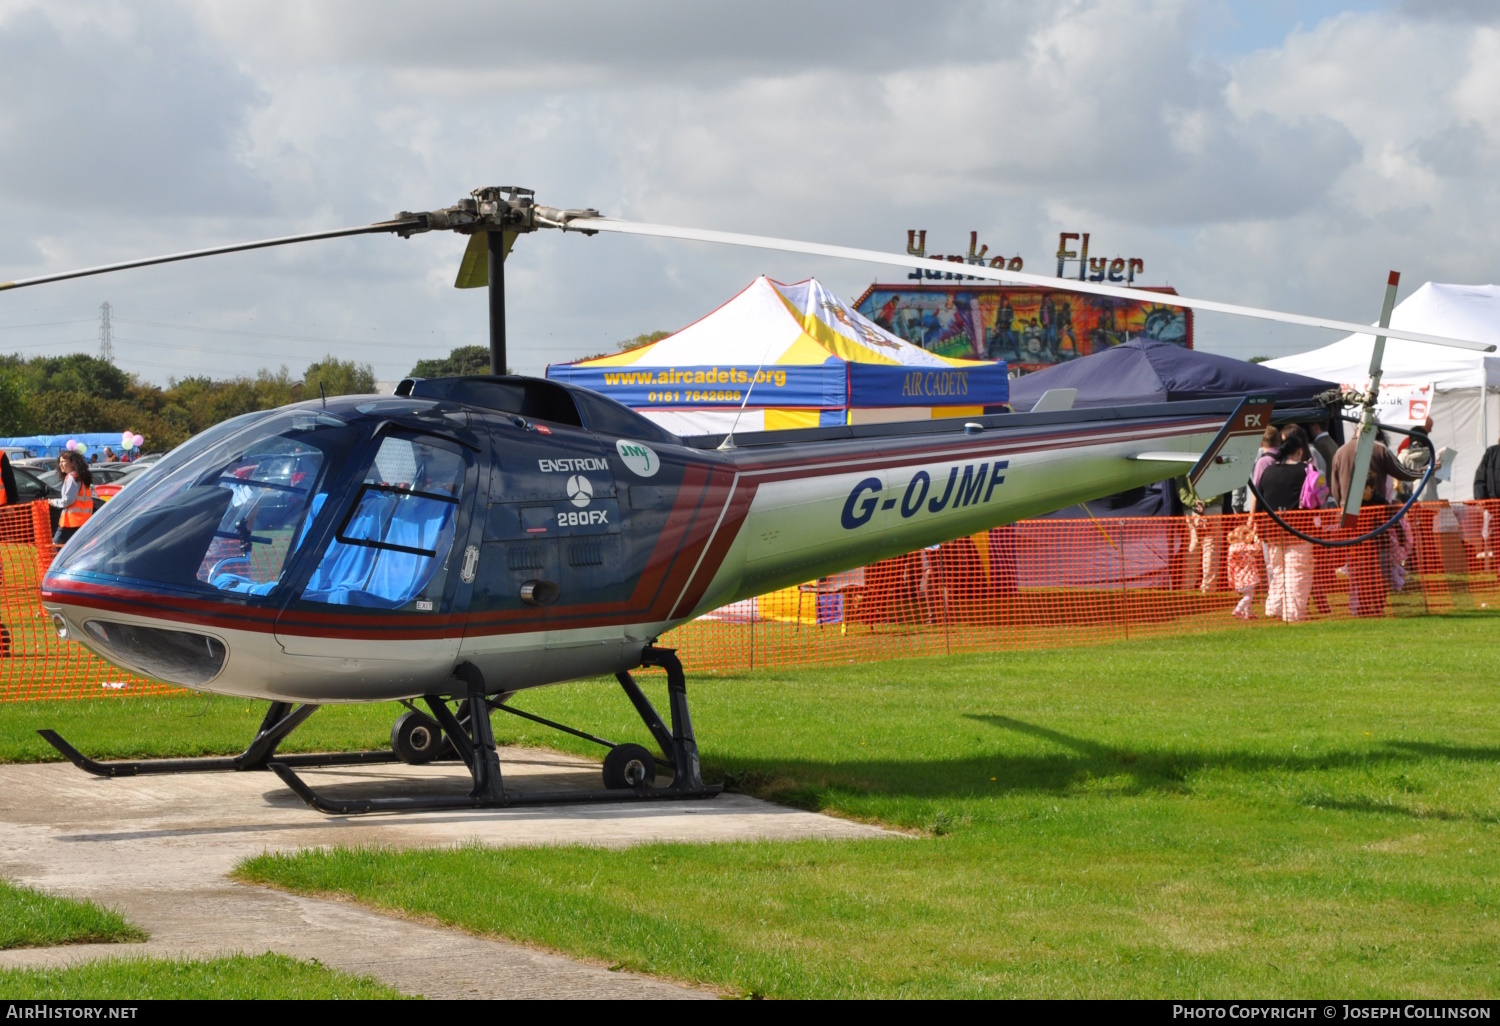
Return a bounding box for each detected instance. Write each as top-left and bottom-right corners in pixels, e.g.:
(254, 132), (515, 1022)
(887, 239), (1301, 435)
(0, 749), (890, 999)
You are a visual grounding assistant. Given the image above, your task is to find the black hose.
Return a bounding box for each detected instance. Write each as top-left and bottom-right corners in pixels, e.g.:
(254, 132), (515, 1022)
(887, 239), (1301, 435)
(1245, 454), (1436, 548)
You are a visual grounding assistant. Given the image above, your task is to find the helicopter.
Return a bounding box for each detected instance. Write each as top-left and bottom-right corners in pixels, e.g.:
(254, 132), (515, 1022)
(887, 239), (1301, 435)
(5, 187), (1490, 815)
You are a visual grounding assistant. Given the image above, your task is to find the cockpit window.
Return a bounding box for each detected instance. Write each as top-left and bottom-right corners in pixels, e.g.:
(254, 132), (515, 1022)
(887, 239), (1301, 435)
(193, 438), (325, 594)
(299, 435), (464, 609)
(54, 408), (357, 595)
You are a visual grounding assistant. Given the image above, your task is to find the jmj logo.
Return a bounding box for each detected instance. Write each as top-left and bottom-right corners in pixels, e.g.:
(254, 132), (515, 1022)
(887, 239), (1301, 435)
(616, 439), (659, 478)
(566, 475), (594, 508)
(841, 461), (1008, 530)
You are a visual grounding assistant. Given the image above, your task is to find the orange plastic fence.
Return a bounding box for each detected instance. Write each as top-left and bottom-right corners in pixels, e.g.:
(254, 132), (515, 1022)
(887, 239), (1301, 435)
(661, 500), (1500, 674)
(2, 499), (1496, 701)
(0, 502), (173, 702)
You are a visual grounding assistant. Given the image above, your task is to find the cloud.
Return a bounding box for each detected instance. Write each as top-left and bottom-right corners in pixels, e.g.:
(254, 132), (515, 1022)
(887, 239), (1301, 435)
(0, 2), (266, 217)
(1, 0), (1497, 382)
(186, 0), (1036, 80)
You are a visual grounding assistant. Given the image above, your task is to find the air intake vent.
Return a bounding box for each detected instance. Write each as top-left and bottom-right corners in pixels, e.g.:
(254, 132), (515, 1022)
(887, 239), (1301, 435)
(568, 541), (604, 566)
(507, 545), (546, 571)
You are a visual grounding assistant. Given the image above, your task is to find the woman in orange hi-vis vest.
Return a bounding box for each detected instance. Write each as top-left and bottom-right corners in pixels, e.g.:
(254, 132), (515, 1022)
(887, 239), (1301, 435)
(51, 450), (94, 546)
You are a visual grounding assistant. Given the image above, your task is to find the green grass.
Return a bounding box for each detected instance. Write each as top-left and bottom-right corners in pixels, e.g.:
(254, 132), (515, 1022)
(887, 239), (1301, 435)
(232, 615), (1500, 999)
(7, 617), (1500, 997)
(0, 953), (408, 999)
(0, 694), (397, 763)
(0, 881), (144, 950)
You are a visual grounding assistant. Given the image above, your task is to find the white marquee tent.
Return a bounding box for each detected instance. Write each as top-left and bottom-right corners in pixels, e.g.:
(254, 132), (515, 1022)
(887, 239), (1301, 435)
(1265, 283), (1500, 500)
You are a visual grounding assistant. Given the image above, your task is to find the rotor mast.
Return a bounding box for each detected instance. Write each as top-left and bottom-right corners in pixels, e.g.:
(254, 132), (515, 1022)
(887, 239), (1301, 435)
(486, 229), (507, 374)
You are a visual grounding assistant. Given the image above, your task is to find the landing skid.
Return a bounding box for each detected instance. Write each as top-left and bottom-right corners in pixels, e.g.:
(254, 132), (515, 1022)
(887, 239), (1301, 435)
(271, 648), (723, 815)
(38, 701), (401, 777)
(40, 647), (722, 815)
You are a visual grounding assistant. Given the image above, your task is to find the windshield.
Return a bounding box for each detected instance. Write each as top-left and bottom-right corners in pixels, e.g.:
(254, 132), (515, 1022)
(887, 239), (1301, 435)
(56, 408), (363, 596)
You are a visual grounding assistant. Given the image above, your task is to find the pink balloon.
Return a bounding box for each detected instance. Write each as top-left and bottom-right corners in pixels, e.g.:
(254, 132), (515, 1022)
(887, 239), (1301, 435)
(65, 439), (77, 450)
(133, 434), (144, 447)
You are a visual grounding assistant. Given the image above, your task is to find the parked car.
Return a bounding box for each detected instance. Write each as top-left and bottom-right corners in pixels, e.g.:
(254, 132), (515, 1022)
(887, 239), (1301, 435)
(7, 465), (62, 531)
(0, 446), (34, 462)
(90, 461), (153, 504)
(10, 465), (60, 505)
(36, 462), (140, 511)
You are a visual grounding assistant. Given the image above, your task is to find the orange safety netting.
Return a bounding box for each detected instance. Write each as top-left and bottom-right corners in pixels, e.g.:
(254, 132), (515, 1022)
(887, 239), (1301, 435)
(2, 499), (1496, 702)
(0, 502), (173, 702)
(661, 500), (1500, 673)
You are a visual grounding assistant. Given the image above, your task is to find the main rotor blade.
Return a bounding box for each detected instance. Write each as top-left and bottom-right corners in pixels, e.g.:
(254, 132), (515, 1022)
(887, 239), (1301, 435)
(0, 219), (422, 293)
(570, 217), (1496, 354)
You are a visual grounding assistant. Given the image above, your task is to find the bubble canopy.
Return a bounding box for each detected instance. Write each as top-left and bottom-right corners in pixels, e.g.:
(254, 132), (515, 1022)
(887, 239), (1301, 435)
(53, 402), (469, 611)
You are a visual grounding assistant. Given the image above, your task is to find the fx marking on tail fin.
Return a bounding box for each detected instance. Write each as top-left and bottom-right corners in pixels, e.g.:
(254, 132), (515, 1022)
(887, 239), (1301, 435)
(1186, 395), (1277, 498)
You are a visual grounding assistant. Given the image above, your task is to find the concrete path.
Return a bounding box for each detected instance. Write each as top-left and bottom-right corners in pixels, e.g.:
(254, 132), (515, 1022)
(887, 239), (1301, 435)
(0, 750), (889, 998)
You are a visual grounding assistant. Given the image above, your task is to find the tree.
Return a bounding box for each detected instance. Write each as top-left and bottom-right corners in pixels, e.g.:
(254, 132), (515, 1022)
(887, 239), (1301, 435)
(0, 370), (28, 435)
(1248, 356), (1270, 364)
(5, 353), (131, 400)
(408, 345), (500, 378)
(575, 331), (670, 363)
(303, 355), (376, 398)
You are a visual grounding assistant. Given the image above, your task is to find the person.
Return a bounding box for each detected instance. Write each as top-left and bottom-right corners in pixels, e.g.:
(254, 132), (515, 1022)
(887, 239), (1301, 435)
(1177, 476), (1225, 593)
(1309, 422), (1339, 480)
(1248, 428), (1317, 622)
(1330, 435), (1423, 511)
(1330, 434), (1422, 617)
(50, 451), (94, 546)
(0, 452), (15, 506)
(1296, 424), (1327, 477)
(1473, 432), (1500, 500)
(1226, 520), (1261, 619)
(1473, 433), (1500, 562)
(102, 446), (116, 463)
(1396, 416), (1437, 500)
(1232, 426), (1282, 513)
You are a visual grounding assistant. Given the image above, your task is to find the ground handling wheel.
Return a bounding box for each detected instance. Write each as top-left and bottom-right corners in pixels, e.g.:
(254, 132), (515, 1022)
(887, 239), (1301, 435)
(391, 710), (444, 765)
(602, 743), (656, 790)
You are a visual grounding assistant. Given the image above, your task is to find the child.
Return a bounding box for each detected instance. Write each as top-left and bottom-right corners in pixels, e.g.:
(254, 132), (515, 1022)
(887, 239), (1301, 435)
(1227, 521), (1261, 619)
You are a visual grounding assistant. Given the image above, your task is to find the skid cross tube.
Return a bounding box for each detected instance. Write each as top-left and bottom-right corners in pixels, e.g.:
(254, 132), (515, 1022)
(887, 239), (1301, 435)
(38, 702), (401, 778)
(274, 653), (721, 815)
(491, 701), (620, 752)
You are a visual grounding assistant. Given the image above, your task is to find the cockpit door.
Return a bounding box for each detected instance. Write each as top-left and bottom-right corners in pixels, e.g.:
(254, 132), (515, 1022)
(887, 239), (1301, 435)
(273, 430), (481, 695)
(467, 417), (620, 619)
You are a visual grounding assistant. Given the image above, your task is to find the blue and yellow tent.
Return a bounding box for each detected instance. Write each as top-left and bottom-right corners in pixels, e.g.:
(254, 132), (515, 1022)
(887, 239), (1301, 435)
(547, 276), (1008, 435)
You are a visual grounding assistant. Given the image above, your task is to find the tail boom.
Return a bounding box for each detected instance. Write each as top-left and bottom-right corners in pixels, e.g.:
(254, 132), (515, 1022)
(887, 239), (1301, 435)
(674, 398), (1270, 617)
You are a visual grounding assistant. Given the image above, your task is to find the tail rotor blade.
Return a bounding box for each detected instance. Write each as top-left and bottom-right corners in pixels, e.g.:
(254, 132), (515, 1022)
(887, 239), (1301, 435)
(1341, 272), (1403, 528)
(1341, 428), (1377, 528)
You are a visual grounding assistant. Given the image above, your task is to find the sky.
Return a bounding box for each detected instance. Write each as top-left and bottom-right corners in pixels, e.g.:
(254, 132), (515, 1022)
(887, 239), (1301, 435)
(0, 0), (1496, 385)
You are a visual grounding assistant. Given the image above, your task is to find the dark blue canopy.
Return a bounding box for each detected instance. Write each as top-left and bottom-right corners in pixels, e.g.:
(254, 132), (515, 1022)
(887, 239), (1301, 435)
(1007, 339), (1336, 411)
(1011, 340), (1341, 519)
